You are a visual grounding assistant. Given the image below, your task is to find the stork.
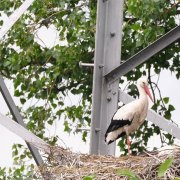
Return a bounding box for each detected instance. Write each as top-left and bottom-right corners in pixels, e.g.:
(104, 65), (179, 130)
(105, 77), (153, 154)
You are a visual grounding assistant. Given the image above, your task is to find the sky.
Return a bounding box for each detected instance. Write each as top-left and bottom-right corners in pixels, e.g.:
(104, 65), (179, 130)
(0, 16), (180, 168)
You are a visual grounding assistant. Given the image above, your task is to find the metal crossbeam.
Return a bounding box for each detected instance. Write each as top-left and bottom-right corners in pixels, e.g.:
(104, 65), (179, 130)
(0, 0), (35, 40)
(105, 25), (180, 82)
(119, 90), (180, 140)
(0, 77), (44, 166)
(0, 113), (49, 153)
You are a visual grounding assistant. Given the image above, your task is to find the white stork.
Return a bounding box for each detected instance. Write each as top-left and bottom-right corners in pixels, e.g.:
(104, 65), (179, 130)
(105, 77), (153, 154)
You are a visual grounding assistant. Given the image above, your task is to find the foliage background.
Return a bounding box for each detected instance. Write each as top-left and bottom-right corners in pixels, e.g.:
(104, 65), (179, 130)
(0, 0), (179, 178)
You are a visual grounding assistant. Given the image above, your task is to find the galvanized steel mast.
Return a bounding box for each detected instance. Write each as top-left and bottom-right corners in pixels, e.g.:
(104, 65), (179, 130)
(90, 0), (124, 155)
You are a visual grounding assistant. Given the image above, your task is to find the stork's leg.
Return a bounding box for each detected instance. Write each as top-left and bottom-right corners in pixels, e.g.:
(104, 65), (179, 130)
(124, 127), (131, 155)
(127, 135), (131, 155)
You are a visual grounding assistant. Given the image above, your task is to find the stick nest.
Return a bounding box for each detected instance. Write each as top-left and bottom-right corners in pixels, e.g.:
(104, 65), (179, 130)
(39, 145), (180, 180)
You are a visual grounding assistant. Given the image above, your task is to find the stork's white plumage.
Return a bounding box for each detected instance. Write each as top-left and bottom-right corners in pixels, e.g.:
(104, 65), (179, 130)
(105, 77), (153, 154)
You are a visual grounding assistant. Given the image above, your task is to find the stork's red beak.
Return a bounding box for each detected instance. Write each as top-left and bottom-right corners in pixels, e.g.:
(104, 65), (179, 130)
(144, 85), (153, 103)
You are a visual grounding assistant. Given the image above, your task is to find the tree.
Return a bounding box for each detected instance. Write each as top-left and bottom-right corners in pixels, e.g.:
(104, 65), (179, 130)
(0, 0), (179, 178)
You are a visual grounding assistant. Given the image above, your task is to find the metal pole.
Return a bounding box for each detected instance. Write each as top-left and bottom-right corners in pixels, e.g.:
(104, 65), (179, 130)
(90, 0), (124, 155)
(0, 77), (44, 166)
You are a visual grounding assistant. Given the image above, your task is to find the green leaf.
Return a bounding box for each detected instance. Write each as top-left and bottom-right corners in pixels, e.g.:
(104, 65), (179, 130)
(0, 168), (5, 176)
(20, 98), (26, 104)
(64, 121), (71, 132)
(51, 103), (57, 109)
(83, 175), (96, 180)
(82, 131), (87, 142)
(3, 61), (11, 67)
(116, 169), (139, 180)
(131, 23), (141, 31)
(14, 90), (22, 97)
(174, 178), (180, 180)
(169, 104), (175, 111)
(47, 119), (53, 125)
(163, 97), (169, 104)
(0, 20), (3, 26)
(158, 158), (173, 178)
(164, 111), (171, 120)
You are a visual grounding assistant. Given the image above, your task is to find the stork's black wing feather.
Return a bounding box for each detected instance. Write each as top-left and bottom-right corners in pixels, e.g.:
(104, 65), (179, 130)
(106, 119), (131, 133)
(105, 119), (132, 143)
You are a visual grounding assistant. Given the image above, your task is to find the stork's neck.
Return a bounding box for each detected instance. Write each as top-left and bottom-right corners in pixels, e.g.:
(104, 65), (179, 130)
(137, 86), (148, 101)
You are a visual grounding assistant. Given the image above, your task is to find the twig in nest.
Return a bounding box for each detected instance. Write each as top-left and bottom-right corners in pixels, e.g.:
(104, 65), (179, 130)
(143, 150), (161, 162)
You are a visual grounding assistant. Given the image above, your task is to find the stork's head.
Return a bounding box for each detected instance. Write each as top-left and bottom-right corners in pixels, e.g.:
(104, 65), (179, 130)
(137, 77), (153, 102)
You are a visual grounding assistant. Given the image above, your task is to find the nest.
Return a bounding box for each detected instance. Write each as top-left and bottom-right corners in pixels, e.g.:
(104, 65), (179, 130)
(39, 145), (180, 180)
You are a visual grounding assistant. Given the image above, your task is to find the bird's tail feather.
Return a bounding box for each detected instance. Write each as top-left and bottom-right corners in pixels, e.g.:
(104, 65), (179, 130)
(105, 131), (126, 145)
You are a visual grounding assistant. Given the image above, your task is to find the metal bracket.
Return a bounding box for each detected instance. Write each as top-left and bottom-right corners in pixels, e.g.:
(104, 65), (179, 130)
(76, 128), (90, 132)
(79, 61), (94, 68)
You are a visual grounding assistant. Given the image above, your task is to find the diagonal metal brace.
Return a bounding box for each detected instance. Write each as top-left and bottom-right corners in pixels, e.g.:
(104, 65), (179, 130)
(0, 113), (50, 153)
(0, 77), (44, 166)
(105, 25), (180, 82)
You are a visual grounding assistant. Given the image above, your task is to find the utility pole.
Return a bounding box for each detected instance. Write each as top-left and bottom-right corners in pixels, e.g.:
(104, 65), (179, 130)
(90, 0), (124, 155)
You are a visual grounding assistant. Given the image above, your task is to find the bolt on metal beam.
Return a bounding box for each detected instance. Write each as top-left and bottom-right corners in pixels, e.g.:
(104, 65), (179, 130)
(105, 25), (180, 82)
